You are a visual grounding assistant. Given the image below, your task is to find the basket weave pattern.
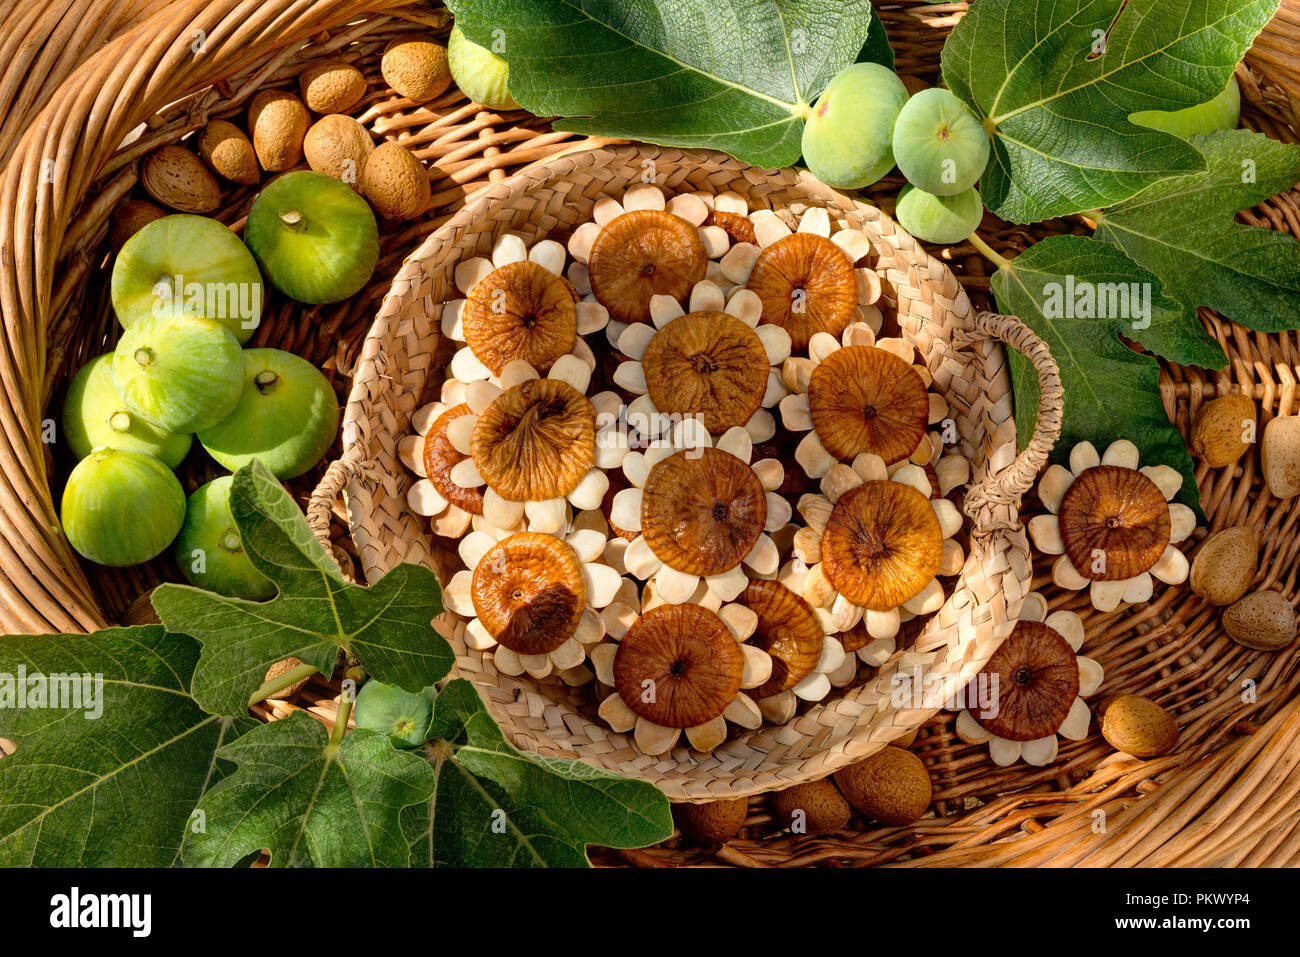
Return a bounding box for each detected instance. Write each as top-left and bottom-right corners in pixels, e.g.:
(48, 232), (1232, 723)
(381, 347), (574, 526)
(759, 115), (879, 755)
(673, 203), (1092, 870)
(0, 0), (1296, 864)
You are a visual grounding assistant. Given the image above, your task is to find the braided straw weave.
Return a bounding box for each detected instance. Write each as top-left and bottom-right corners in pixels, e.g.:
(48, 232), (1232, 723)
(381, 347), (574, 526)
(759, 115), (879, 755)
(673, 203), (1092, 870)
(0, 0), (1297, 862)
(312, 143), (1064, 800)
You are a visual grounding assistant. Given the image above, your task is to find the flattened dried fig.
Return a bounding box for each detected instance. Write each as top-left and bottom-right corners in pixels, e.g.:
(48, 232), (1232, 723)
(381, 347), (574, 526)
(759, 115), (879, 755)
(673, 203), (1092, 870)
(422, 403), (484, 515)
(1058, 465), (1170, 582)
(642, 311), (768, 433)
(821, 481), (941, 610)
(463, 261), (578, 374)
(588, 210), (708, 324)
(707, 209), (757, 245)
(740, 579), (824, 696)
(614, 604), (744, 728)
(746, 233), (857, 350)
(966, 620), (1079, 741)
(641, 447), (766, 576)
(472, 378), (596, 501)
(471, 532), (587, 654)
(808, 345), (929, 464)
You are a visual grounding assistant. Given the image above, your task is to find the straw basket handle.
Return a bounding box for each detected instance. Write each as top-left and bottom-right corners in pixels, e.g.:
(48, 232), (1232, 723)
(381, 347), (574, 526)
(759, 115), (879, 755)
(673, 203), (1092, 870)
(957, 311), (1064, 534)
(307, 451), (362, 561)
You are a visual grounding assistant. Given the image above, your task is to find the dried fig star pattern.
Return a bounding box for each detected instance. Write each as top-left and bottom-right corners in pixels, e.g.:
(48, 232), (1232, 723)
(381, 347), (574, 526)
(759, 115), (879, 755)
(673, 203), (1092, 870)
(471, 532), (588, 655)
(1058, 465), (1171, 582)
(808, 345), (929, 463)
(747, 233), (857, 350)
(740, 580), (824, 696)
(588, 210), (708, 324)
(423, 403), (485, 515)
(642, 311), (768, 434)
(471, 378), (596, 501)
(463, 260), (578, 374)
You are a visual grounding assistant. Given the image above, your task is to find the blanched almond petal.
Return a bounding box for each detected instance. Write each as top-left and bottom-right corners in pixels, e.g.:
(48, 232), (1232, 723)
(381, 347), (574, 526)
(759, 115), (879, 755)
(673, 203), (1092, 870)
(655, 565), (700, 604)
(482, 488), (525, 529)
(1019, 592), (1049, 622)
(528, 238), (566, 275)
(1045, 609), (1086, 651)
(689, 279), (726, 313)
(801, 562), (836, 609)
(857, 268), (882, 306)
(757, 324), (792, 366)
(756, 691), (797, 725)
(821, 463), (863, 504)
(1090, 579), (1126, 613)
(874, 337), (914, 363)
(742, 534), (779, 576)
(865, 609), (900, 641)
(613, 360), (648, 394)
(432, 504), (473, 538)
(745, 409), (777, 444)
(524, 497), (568, 534)
(808, 331), (841, 365)
(988, 736), (1023, 767)
(643, 440), (678, 468)
(441, 379), (467, 406)
(599, 692), (638, 732)
(932, 499), (962, 538)
(568, 261), (592, 295)
(610, 488), (643, 533)
(762, 369), (788, 408)
(575, 607), (606, 646)
(955, 709), (993, 744)
(740, 644), (773, 689)
(497, 360), (539, 391)
(1028, 514), (1065, 554)
(548, 354), (593, 395)
(557, 664), (594, 686)
(724, 692), (764, 729)
(605, 318), (627, 351)
(627, 395), (670, 438)
(492, 645), (526, 676)
(828, 652), (858, 687)
(444, 415), (476, 456)
(1069, 440), (1101, 473)
(685, 715), (729, 752)
(1122, 572), (1154, 605)
(454, 256), (494, 294)
(409, 477), (453, 515)
(1102, 439), (1140, 469)
(399, 434), (427, 476)
(698, 226), (730, 259)
(779, 392), (813, 431)
(623, 182), (666, 211)
(492, 233), (528, 267)
(649, 294), (685, 327)
(831, 228), (870, 262)
(567, 468), (609, 511)
(928, 393), (949, 425)
(601, 602), (638, 641)
(935, 455), (970, 496)
(797, 493), (833, 533)
(763, 492), (792, 532)
(939, 538), (965, 576)
(781, 356), (814, 394)
(841, 321), (876, 348)
(464, 617), (497, 651)
(1151, 545), (1189, 585)
(583, 562), (624, 608)
(450, 346), (491, 382)
(707, 567), (750, 605)
(715, 191), (747, 215)
(792, 670), (831, 701)
(593, 195), (625, 225)
(1039, 464), (1075, 514)
(567, 222), (601, 263)
(892, 463), (932, 498)
(1168, 503), (1196, 544)
(672, 416), (712, 452)
(795, 431), (835, 479)
(666, 192), (709, 226)
(797, 206), (831, 236)
(902, 578), (944, 615)
(716, 426), (752, 462)
(443, 570), (475, 617)
(816, 636), (846, 674)
(1057, 697), (1092, 741)
(1140, 465), (1182, 501)
(792, 526), (821, 564)
(617, 322), (657, 360)
(720, 244), (761, 287)
(458, 530), (497, 570)
(753, 457), (784, 492)
(590, 644), (618, 686)
(1053, 555), (1090, 590)
(412, 402), (442, 435)
(634, 717), (681, 755)
(441, 299), (465, 340)
(753, 214), (792, 247)
(550, 637), (586, 671)
(1020, 735), (1059, 766)
(1077, 656), (1104, 697)
(851, 452), (889, 483)
(465, 378), (503, 415)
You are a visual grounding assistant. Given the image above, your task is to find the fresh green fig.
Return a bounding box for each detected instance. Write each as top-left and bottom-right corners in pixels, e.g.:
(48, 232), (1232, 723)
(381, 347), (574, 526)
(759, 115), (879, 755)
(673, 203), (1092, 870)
(895, 184), (984, 245)
(244, 171), (379, 304)
(353, 679), (434, 748)
(61, 353), (192, 467)
(111, 214), (264, 343)
(448, 24), (519, 110)
(892, 87), (991, 196)
(197, 348), (340, 478)
(174, 476), (275, 600)
(801, 62), (908, 189)
(112, 312), (245, 433)
(61, 447), (186, 566)
(1131, 77), (1241, 138)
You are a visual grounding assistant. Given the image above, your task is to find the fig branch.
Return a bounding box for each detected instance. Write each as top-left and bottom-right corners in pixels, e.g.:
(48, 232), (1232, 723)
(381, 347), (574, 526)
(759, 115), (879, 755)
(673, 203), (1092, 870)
(967, 231), (1013, 272)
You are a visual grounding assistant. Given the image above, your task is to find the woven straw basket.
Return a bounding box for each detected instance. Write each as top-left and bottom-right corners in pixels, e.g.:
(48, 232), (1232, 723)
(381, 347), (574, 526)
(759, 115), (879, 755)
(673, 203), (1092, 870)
(310, 143), (1063, 800)
(2, 0), (1300, 865)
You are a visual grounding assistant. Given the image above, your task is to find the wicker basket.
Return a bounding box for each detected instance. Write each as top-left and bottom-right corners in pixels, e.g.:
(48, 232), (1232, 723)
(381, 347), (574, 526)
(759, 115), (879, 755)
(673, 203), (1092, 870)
(309, 142), (1063, 800)
(1, 0), (1299, 865)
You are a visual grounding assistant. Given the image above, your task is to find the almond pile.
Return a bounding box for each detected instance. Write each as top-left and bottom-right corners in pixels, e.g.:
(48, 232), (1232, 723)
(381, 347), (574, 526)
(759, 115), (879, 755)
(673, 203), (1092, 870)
(402, 184), (973, 756)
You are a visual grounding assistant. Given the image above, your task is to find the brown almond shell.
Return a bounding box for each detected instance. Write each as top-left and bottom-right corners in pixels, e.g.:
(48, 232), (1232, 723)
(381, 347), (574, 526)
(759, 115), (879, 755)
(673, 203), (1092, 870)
(471, 532), (587, 655)
(614, 604), (743, 728)
(462, 260), (578, 375)
(1057, 465), (1170, 582)
(640, 447), (767, 576)
(808, 345), (930, 464)
(587, 209), (708, 324)
(821, 480), (942, 610)
(642, 311), (768, 434)
(471, 378), (596, 502)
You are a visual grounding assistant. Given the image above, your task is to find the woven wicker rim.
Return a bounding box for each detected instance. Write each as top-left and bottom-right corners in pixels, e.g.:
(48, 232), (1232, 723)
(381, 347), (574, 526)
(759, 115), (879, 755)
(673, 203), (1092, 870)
(310, 143), (1064, 800)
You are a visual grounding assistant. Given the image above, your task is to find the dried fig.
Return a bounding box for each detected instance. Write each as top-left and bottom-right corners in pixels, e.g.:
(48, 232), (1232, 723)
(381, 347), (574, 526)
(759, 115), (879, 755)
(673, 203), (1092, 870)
(587, 210), (708, 324)
(746, 233), (857, 350)
(820, 481), (942, 610)
(808, 345), (929, 464)
(471, 532), (587, 654)
(740, 579), (824, 696)
(471, 378), (597, 502)
(641, 447), (766, 576)
(706, 208), (757, 245)
(641, 311), (768, 434)
(463, 261), (578, 375)
(966, 620), (1080, 741)
(614, 604), (744, 728)
(422, 403), (485, 515)
(1057, 466), (1170, 581)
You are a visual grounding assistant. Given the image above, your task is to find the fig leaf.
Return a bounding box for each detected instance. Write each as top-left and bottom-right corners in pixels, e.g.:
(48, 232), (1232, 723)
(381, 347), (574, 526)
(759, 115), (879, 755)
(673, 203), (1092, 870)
(1094, 129), (1300, 332)
(444, 0), (881, 168)
(0, 625), (252, 866)
(943, 0), (1279, 223)
(154, 461), (453, 717)
(404, 679), (673, 867)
